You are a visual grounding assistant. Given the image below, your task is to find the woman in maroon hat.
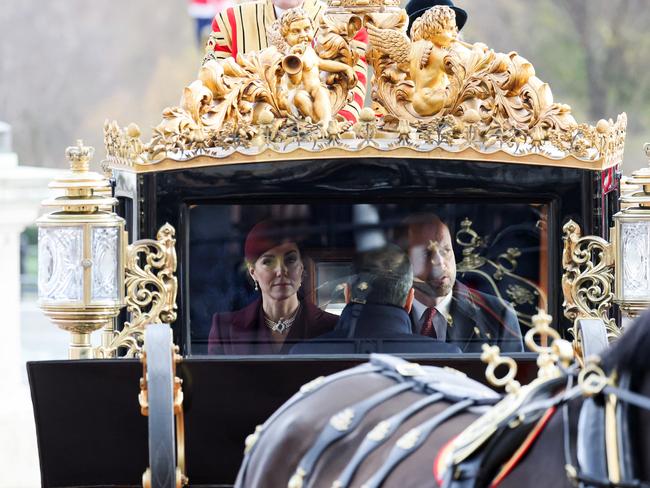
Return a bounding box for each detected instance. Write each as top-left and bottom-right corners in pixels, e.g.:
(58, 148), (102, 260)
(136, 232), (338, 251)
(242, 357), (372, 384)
(208, 220), (338, 354)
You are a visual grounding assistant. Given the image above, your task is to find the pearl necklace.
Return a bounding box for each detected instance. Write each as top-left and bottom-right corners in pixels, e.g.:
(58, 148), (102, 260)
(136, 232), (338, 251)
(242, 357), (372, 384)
(264, 305), (300, 334)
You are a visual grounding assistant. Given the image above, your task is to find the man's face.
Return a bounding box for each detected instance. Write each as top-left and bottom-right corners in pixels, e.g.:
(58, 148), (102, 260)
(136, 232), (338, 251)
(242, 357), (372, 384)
(285, 18), (313, 46)
(408, 221), (456, 297)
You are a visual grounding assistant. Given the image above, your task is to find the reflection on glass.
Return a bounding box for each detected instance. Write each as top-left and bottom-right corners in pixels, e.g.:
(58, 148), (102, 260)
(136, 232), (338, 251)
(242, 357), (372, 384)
(189, 202), (548, 356)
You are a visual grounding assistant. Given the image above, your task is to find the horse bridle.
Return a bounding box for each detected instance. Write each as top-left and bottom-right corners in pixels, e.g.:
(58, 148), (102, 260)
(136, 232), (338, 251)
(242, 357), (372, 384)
(561, 364), (650, 488)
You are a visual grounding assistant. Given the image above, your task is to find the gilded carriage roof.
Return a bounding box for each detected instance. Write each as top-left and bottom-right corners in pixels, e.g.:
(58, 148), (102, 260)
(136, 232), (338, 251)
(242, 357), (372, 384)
(104, 1), (626, 174)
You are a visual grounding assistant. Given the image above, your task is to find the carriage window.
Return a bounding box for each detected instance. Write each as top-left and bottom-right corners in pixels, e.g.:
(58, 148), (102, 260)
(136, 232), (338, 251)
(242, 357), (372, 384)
(189, 202), (549, 356)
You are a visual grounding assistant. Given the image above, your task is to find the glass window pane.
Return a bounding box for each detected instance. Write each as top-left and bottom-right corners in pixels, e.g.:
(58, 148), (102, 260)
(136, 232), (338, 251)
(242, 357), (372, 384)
(189, 202), (548, 356)
(621, 221), (650, 300)
(38, 226), (84, 302)
(91, 226), (119, 301)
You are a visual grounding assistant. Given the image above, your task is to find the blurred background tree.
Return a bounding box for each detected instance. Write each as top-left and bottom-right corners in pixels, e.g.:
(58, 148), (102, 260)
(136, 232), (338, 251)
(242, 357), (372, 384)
(0, 0), (199, 168)
(1, 0), (648, 171)
(461, 0), (650, 171)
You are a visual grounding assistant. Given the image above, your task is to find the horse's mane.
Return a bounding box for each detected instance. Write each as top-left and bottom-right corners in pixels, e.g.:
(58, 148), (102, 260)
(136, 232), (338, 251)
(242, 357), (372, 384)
(601, 310), (650, 375)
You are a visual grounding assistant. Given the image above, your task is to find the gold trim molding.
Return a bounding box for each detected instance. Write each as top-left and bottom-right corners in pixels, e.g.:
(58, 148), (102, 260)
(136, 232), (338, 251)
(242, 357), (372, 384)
(561, 220), (619, 340)
(105, 112), (626, 174)
(107, 137), (622, 175)
(95, 223), (178, 358)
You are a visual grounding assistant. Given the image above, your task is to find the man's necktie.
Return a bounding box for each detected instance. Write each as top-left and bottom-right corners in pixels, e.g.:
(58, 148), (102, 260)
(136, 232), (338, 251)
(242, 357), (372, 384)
(420, 307), (438, 338)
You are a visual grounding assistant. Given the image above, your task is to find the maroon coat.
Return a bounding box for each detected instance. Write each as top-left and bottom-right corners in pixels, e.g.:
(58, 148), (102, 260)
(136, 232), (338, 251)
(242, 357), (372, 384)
(208, 298), (338, 355)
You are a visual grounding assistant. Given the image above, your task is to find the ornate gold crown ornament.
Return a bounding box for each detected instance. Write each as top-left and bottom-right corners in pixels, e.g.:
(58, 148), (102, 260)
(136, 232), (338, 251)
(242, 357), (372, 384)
(37, 142), (177, 359)
(103, 2), (626, 173)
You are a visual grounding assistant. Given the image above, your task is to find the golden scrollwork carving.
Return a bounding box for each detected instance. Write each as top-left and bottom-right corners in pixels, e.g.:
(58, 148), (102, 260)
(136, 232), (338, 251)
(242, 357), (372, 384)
(143, 7), (358, 161)
(95, 223), (178, 358)
(456, 217), (486, 269)
(561, 219), (619, 340)
(103, 120), (146, 168)
(454, 217), (546, 329)
(104, 4), (626, 170)
(367, 6), (574, 126)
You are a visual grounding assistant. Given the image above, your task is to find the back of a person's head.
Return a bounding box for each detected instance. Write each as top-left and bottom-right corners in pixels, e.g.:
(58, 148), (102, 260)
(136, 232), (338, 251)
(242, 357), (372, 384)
(351, 245), (413, 308)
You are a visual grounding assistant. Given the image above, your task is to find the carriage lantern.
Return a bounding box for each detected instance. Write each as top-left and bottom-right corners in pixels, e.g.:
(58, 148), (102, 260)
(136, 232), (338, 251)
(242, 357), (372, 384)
(613, 144), (650, 317)
(37, 140), (125, 359)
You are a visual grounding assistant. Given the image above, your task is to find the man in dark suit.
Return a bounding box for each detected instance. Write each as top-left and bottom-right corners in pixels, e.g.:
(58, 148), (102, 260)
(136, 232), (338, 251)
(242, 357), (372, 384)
(406, 214), (524, 353)
(291, 245), (461, 354)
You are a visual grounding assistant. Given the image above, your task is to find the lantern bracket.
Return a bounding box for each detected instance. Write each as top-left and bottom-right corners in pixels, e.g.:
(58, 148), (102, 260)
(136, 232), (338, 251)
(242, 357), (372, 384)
(95, 223), (178, 358)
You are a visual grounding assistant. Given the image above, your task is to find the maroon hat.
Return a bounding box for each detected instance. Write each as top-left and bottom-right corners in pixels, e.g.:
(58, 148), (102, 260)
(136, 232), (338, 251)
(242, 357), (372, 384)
(244, 220), (298, 263)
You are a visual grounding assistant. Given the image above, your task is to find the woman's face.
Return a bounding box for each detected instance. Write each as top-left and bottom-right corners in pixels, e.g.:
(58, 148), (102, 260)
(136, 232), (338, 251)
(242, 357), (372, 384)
(249, 242), (304, 302)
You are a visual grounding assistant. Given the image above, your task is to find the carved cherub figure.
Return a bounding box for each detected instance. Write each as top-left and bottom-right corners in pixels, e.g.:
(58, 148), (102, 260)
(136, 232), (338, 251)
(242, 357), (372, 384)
(368, 5), (459, 116)
(278, 8), (357, 128)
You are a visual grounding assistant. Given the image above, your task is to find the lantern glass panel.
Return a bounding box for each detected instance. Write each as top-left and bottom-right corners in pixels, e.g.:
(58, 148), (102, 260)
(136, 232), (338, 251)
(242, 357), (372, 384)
(91, 226), (120, 301)
(621, 220), (650, 299)
(38, 226), (84, 302)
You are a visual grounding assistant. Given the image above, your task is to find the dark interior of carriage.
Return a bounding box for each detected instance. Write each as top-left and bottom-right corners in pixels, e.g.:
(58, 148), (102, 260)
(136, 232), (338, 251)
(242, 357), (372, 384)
(188, 201), (550, 355)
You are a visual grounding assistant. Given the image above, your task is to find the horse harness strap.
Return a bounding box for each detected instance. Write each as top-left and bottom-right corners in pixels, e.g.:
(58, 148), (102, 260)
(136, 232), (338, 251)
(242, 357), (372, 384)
(285, 354), (499, 488)
(334, 392), (445, 488)
(361, 399), (476, 488)
(234, 363), (382, 487)
(287, 382), (413, 488)
(572, 371), (650, 488)
(438, 375), (578, 488)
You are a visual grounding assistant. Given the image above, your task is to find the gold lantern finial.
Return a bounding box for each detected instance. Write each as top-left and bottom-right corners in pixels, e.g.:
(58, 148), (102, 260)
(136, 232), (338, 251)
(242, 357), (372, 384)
(43, 140), (116, 214)
(65, 139), (95, 173)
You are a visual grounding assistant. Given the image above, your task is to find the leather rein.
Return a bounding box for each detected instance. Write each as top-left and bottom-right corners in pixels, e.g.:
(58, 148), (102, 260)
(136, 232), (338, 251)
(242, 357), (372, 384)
(561, 364), (650, 488)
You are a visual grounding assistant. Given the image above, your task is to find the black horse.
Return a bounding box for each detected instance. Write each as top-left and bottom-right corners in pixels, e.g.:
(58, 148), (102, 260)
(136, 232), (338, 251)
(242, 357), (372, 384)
(235, 313), (650, 488)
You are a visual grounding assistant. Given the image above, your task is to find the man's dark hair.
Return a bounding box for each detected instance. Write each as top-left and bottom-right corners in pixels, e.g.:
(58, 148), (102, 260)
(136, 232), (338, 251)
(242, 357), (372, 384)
(350, 245), (413, 307)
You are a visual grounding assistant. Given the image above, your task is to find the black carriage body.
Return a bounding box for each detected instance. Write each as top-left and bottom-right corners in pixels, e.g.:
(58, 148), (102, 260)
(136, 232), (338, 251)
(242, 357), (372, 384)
(114, 155), (615, 351)
(29, 155), (617, 488)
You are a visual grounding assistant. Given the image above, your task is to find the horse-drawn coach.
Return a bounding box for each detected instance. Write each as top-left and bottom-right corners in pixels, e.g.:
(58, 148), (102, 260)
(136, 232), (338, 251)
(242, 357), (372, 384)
(28, 0), (650, 486)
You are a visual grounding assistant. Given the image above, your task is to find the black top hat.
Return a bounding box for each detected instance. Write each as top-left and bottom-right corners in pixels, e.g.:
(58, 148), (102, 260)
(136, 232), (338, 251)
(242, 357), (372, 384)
(405, 0), (468, 33)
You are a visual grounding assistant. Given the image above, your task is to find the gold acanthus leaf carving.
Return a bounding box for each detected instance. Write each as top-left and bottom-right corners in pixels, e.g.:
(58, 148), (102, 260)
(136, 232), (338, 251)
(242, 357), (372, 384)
(106, 5), (626, 168)
(147, 8), (357, 160)
(367, 5), (576, 134)
(103, 120), (145, 168)
(95, 223), (178, 358)
(561, 220), (619, 340)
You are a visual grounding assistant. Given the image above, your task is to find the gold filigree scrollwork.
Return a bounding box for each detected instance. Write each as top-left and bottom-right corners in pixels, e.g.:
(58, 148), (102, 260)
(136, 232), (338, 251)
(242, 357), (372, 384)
(494, 248), (521, 280)
(455, 217), (546, 329)
(95, 223), (178, 358)
(456, 217), (486, 269)
(104, 120), (146, 168)
(561, 220), (619, 340)
(105, 4), (626, 167)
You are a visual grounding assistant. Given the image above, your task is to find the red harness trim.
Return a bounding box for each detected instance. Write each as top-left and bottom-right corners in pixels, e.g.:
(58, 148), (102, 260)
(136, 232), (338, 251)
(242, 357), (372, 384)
(489, 406), (557, 487)
(433, 435), (457, 485)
